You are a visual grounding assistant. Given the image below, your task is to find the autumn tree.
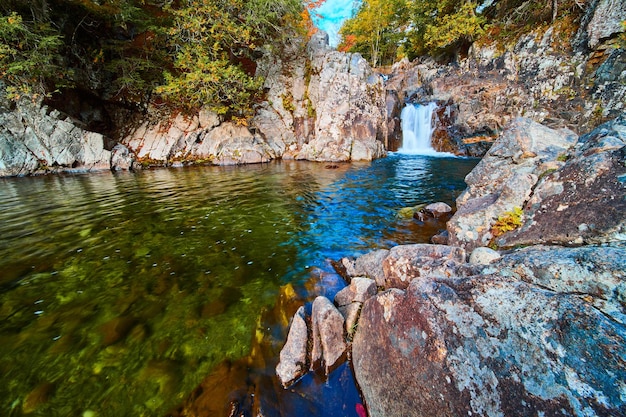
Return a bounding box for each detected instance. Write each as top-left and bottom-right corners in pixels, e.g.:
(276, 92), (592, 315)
(339, 0), (409, 67)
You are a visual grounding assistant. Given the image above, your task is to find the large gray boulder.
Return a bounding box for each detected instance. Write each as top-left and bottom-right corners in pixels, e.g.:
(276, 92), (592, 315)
(447, 117), (578, 251)
(497, 114), (626, 248)
(352, 246), (626, 417)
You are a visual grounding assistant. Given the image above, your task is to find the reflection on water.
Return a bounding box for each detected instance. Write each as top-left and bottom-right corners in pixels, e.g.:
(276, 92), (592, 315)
(0, 156), (477, 416)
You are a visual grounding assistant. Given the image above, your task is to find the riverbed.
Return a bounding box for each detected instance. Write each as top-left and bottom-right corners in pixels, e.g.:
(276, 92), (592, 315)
(0, 154), (477, 416)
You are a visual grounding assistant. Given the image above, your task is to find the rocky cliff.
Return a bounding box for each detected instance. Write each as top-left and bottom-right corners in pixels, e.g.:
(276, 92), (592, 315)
(384, 0), (626, 156)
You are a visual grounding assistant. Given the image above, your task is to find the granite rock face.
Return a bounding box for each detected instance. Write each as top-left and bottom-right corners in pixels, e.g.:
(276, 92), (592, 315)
(254, 31), (387, 162)
(0, 97), (122, 176)
(498, 114), (626, 248)
(446, 117), (578, 251)
(353, 260), (626, 417)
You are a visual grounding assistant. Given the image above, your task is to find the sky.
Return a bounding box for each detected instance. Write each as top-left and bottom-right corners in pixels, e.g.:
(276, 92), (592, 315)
(311, 0), (358, 47)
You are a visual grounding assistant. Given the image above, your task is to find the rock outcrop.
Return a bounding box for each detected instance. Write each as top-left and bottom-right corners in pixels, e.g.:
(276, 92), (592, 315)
(447, 115), (625, 252)
(353, 250), (626, 417)
(254, 31), (387, 162)
(0, 96), (131, 176)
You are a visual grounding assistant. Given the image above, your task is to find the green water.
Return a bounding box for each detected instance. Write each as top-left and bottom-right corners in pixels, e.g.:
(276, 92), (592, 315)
(0, 156), (477, 416)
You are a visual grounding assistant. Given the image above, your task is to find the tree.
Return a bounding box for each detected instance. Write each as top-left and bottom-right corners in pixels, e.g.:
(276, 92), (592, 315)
(0, 10), (65, 100)
(339, 0), (409, 67)
(156, 0), (304, 119)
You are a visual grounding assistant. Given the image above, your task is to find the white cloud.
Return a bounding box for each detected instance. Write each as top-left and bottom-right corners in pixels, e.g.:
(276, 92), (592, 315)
(311, 0), (359, 47)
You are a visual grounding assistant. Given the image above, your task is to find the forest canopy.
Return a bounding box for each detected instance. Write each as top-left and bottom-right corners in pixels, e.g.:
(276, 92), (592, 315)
(0, 0), (311, 118)
(339, 0), (589, 66)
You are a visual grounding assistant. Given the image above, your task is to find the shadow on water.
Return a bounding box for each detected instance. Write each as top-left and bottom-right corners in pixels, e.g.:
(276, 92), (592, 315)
(0, 155), (477, 417)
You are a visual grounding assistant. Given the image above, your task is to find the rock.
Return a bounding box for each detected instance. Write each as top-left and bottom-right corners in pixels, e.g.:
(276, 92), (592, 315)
(276, 306), (309, 388)
(430, 230), (449, 245)
(0, 97), (113, 176)
(338, 302), (362, 338)
(334, 277), (377, 307)
(497, 115), (626, 248)
(334, 249), (388, 287)
(110, 143), (135, 171)
(310, 296), (347, 375)
(381, 244), (466, 289)
(489, 245), (626, 324)
(352, 269), (626, 417)
(468, 246), (501, 265)
(447, 118), (577, 251)
(99, 315), (137, 346)
(22, 381), (55, 414)
(254, 31), (388, 162)
(585, 0), (626, 49)
(422, 202), (452, 219)
(122, 111), (276, 166)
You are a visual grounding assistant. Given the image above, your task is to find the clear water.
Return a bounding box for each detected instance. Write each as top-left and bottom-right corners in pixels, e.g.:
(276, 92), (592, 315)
(0, 155), (477, 416)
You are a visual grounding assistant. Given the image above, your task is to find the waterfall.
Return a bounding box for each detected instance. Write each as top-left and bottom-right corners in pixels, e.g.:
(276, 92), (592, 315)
(398, 102), (440, 155)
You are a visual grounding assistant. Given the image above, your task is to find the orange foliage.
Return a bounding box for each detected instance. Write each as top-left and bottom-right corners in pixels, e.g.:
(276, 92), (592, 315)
(338, 34), (356, 52)
(300, 0), (326, 39)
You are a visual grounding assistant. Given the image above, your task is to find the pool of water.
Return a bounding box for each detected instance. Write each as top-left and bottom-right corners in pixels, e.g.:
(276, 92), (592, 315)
(0, 154), (477, 416)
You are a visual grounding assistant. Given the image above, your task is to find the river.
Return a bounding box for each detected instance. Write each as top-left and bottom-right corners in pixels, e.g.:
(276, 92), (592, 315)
(0, 154), (477, 416)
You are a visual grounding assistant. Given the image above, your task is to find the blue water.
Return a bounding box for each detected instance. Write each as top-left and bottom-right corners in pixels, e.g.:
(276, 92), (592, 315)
(0, 154), (477, 416)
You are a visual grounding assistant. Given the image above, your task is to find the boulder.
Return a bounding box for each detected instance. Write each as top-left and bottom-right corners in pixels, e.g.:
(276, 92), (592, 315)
(422, 202), (452, 219)
(497, 115), (626, 248)
(352, 266), (626, 417)
(334, 249), (388, 287)
(276, 306), (309, 388)
(381, 244), (466, 289)
(334, 278), (376, 307)
(468, 246), (501, 265)
(447, 118), (577, 251)
(310, 296), (347, 375)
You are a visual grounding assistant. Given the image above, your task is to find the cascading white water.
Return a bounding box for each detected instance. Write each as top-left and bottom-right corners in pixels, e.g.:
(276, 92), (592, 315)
(398, 102), (439, 155)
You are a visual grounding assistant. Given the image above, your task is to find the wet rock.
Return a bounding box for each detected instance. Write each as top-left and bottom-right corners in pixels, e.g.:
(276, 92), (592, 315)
(276, 306), (309, 388)
(352, 271), (626, 417)
(22, 381), (55, 414)
(430, 230), (449, 245)
(99, 315), (137, 346)
(381, 244), (466, 289)
(310, 296), (347, 375)
(422, 202), (452, 219)
(468, 246), (501, 265)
